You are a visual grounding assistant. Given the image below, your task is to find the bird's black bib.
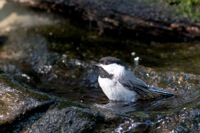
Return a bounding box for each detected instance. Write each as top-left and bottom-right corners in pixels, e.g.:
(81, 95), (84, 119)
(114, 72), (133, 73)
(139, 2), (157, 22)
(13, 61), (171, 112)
(99, 67), (113, 79)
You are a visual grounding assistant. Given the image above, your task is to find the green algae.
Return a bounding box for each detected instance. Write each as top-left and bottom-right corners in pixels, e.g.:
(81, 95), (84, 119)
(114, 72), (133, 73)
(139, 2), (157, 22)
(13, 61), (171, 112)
(149, 0), (200, 20)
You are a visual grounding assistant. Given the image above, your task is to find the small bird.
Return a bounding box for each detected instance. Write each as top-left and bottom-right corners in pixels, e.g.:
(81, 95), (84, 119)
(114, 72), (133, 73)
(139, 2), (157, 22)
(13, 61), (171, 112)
(96, 56), (174, 102)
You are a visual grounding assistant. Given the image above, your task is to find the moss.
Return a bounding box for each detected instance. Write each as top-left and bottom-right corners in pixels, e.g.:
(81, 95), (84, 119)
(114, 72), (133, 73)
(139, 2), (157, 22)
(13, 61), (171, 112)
(149, 0), (200, 20)
(177, 0), (200, 20)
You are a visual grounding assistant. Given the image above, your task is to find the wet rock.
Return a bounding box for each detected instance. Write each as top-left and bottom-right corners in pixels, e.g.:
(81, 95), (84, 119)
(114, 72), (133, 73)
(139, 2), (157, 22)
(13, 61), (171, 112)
(153, 105), (200, 133)
(0, 72), (54, 132)
(128, 66), (200, 132)
(26, 106), (100, 133)
(0, 71), (121, 132)
(0, 36), (7, 46)
(12, 0), (200, 42)
(1, 2), (200, 132)
(82, 67), (99, 89)
(1, 60), (200, 132)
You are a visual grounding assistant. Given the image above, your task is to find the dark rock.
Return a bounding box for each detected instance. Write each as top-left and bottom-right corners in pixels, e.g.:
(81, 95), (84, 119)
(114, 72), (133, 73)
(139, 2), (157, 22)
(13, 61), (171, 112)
(0, 36), (7, 46)
(2, 63), (200, 132)
(2, 1), (200, 132)
(0, 73), (54, 132)
(12, 0), (200, 42)
(0, 72), (120, 132)
(26, 106), (101, 133)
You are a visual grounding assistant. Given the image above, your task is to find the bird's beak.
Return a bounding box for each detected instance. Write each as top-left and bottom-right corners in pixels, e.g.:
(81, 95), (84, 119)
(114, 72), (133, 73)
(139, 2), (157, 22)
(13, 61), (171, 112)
(95, 63), (101, 67)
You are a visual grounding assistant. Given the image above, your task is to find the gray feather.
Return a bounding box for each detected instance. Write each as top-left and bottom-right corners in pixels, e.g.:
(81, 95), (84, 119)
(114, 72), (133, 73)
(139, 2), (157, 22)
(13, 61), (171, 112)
(118, 70), (174, 99)
(148, 87), (174, 97)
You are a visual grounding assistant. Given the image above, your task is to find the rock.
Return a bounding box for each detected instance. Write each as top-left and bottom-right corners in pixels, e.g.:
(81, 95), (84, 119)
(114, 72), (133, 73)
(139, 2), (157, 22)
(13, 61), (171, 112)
(26, 106), (100, 133)
(12, 0), (200, 42)
(1, 64), (200, 132)
(0, 72), (55, 132)
(0, 72), (120, 132)
(154, 104), (200, 132)
(0, 36), (7, 46)
(1, 1), (200, 132)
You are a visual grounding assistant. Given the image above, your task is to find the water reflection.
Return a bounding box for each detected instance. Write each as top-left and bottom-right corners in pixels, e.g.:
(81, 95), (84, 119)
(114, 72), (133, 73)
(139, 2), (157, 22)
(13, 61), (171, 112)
(95, 97), (175, 114)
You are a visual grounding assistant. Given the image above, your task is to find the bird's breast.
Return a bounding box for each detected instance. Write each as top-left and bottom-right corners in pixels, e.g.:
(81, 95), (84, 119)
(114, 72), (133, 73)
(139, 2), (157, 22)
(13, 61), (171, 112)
(98, 76), (137, 101)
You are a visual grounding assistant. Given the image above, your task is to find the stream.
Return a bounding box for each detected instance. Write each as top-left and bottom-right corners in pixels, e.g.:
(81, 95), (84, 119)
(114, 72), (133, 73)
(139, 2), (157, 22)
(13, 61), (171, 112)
(1, 1), (200, 132)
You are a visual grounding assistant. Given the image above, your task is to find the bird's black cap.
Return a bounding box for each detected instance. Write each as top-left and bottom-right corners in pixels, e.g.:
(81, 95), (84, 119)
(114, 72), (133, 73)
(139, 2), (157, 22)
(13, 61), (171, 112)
(99, 56), (126, 67)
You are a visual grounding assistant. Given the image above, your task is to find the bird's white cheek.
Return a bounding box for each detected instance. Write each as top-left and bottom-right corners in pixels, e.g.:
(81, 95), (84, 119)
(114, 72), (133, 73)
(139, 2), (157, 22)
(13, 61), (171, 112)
(101, 64), (125, 76)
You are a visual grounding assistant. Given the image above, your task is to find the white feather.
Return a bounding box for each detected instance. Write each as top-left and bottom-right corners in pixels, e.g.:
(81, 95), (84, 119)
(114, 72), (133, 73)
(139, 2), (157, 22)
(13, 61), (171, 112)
(98, 76), (137, 102)
(100, 63), (124, 77)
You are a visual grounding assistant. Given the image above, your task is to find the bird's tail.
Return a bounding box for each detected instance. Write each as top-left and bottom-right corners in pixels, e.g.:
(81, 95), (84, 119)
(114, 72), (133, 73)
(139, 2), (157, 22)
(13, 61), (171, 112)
(149, 86), (174, 98)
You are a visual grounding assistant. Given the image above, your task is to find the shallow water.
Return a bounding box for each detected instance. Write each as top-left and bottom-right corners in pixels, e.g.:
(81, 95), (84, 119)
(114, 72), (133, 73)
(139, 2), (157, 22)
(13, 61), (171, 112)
(1, 1), (200, 132)
(1, 1), (200, 105)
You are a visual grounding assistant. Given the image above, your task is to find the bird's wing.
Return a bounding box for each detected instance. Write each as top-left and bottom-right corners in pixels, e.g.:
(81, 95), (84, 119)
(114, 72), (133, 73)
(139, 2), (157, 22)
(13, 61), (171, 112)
(118, 71), (159, 99)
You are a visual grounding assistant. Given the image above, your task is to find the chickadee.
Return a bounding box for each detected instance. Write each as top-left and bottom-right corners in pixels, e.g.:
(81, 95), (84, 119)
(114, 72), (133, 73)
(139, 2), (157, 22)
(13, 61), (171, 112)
(96, 56), (174, 102)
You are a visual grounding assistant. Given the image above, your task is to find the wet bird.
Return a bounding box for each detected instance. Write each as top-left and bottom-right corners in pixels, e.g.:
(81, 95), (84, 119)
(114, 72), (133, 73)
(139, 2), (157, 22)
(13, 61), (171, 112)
(96, 56), (174, 102)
